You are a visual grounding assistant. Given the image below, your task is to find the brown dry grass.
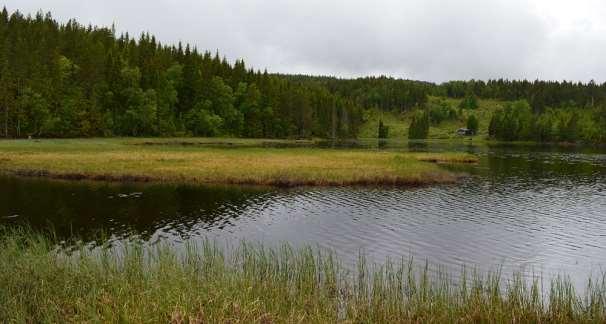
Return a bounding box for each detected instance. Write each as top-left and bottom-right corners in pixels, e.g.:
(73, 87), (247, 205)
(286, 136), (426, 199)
(0, 138), (477, 187)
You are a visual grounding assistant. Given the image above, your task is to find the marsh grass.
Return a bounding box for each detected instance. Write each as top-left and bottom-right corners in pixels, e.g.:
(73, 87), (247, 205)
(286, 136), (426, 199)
(0, 228), (604, 323)
(0, 138), (476, 187)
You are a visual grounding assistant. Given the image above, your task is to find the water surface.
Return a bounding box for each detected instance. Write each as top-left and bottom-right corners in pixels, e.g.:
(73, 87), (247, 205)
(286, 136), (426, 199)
(2, 142), (605, 288)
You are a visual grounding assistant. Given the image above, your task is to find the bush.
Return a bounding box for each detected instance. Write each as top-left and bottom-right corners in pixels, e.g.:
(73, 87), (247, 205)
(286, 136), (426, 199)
(488, 100), (533, 141)
(429, 100), (458, 125)
(409, 111), (430, 139)
(459, 93), (479, 110)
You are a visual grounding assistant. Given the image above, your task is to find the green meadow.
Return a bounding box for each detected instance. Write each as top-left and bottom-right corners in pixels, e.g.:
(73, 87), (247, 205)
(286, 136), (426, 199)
(359, 97), (505, 140)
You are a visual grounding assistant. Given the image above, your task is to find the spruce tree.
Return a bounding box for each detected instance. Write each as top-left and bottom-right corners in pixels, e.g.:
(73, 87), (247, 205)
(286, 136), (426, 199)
(408, 111), (429, 139)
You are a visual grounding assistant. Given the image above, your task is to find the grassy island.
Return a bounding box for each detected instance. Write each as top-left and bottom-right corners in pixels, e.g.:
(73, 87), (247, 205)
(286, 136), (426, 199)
(0, 138), (476, 187)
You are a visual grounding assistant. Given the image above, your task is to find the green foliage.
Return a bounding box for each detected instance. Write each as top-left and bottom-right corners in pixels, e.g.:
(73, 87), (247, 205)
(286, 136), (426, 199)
(466, 114), (479, 135)
(207, 76), (242, 135)
(114, 67), (158, 136)
(236, 82), (264, 138)
(459, 93), (479, 110)
(357, 108), (408, 139)
(488, 100), (533, 141)
(428, 100), (458, 125)
(0, 9), (364, 139)
(184, 101), (223, 137)
(439, 79), (606, 110)
(155, 64), (183, 135)
(3, 8), (605, 142)
(488, 100), (604, 143)
(16, 88), (51, 137)
(556, 111), (579, 142)
(284, 75), (431, 113)
(1, 229), (605, 323)
(589, 107), (606, 142)
(408, 110), (430, 139)
(377, 120), (389, 139)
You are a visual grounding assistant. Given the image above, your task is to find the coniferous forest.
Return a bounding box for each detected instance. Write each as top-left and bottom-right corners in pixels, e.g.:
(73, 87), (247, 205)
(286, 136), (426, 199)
(1, 8), (606, 141)
(0, 9), (366, 139)
(3, 6), (606, 323)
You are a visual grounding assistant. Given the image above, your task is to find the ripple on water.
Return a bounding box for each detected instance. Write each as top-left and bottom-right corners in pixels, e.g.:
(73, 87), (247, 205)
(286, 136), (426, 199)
(1, 146), (606, 290)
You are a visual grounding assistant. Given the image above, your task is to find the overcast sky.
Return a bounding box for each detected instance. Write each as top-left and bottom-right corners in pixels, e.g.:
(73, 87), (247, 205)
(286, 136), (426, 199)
(5, 0), (606, 82)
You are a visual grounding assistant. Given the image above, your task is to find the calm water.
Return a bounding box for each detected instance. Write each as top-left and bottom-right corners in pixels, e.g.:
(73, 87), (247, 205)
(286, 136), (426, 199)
(2, 143), (606, 287)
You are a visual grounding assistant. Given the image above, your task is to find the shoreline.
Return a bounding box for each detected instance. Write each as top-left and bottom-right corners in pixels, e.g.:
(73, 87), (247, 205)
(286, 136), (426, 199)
(0, 138), (477, 188)
(2, 168), (470, 188)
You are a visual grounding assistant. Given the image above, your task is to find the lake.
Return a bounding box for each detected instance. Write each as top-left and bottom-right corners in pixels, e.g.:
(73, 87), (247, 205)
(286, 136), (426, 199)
(2, 142), (605, 289)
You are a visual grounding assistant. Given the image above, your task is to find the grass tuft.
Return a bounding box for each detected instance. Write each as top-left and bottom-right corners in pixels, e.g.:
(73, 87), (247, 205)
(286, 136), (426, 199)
(0, 228), (604, 323)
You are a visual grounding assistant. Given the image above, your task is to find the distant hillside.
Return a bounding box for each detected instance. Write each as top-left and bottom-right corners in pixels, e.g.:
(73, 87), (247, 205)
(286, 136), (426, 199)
(359, 97), (503, 140)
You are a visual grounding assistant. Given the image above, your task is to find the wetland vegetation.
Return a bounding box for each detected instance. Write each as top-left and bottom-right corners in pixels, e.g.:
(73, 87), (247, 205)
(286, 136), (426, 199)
(2, 6), (606, 324)
(0, 138), (477, 187)
(1, 228), (605, 323)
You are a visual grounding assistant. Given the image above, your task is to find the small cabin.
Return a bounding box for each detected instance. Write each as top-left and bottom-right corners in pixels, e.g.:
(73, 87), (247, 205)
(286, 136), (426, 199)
(457, 128), (474, 136)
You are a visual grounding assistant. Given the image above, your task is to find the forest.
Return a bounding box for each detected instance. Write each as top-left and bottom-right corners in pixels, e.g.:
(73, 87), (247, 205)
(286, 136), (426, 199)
(1, 8), (606, 142)
(0, 9), (365, 139)
(487, 100), (606, 143)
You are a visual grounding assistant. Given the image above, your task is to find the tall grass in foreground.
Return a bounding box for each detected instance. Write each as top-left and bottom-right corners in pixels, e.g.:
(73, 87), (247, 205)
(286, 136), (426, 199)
(0, 229), (605, 323)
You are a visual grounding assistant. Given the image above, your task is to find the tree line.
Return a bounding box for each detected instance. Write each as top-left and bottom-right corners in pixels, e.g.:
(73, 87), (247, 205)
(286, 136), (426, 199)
(282, 75), (432, 112)
(0, 9), (363, 138)
(488, 101), (606, 143)
(437, 79), (606, 112)
(2, 8), (606, 142)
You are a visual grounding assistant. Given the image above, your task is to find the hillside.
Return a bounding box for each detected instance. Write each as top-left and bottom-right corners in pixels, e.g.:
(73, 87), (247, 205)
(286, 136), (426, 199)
(359, 97), (505, 140)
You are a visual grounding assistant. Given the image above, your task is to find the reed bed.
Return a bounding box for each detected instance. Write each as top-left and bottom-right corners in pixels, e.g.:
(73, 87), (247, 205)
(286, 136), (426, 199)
(0, 228), (604, 323)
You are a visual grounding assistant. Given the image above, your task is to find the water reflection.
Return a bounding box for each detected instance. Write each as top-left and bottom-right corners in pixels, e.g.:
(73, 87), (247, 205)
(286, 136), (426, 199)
(0, 178), (272, 243)
(1, 142), (606, 288)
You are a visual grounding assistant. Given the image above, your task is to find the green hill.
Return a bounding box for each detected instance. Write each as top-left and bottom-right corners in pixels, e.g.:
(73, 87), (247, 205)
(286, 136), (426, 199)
(359, 97), (506, 140)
